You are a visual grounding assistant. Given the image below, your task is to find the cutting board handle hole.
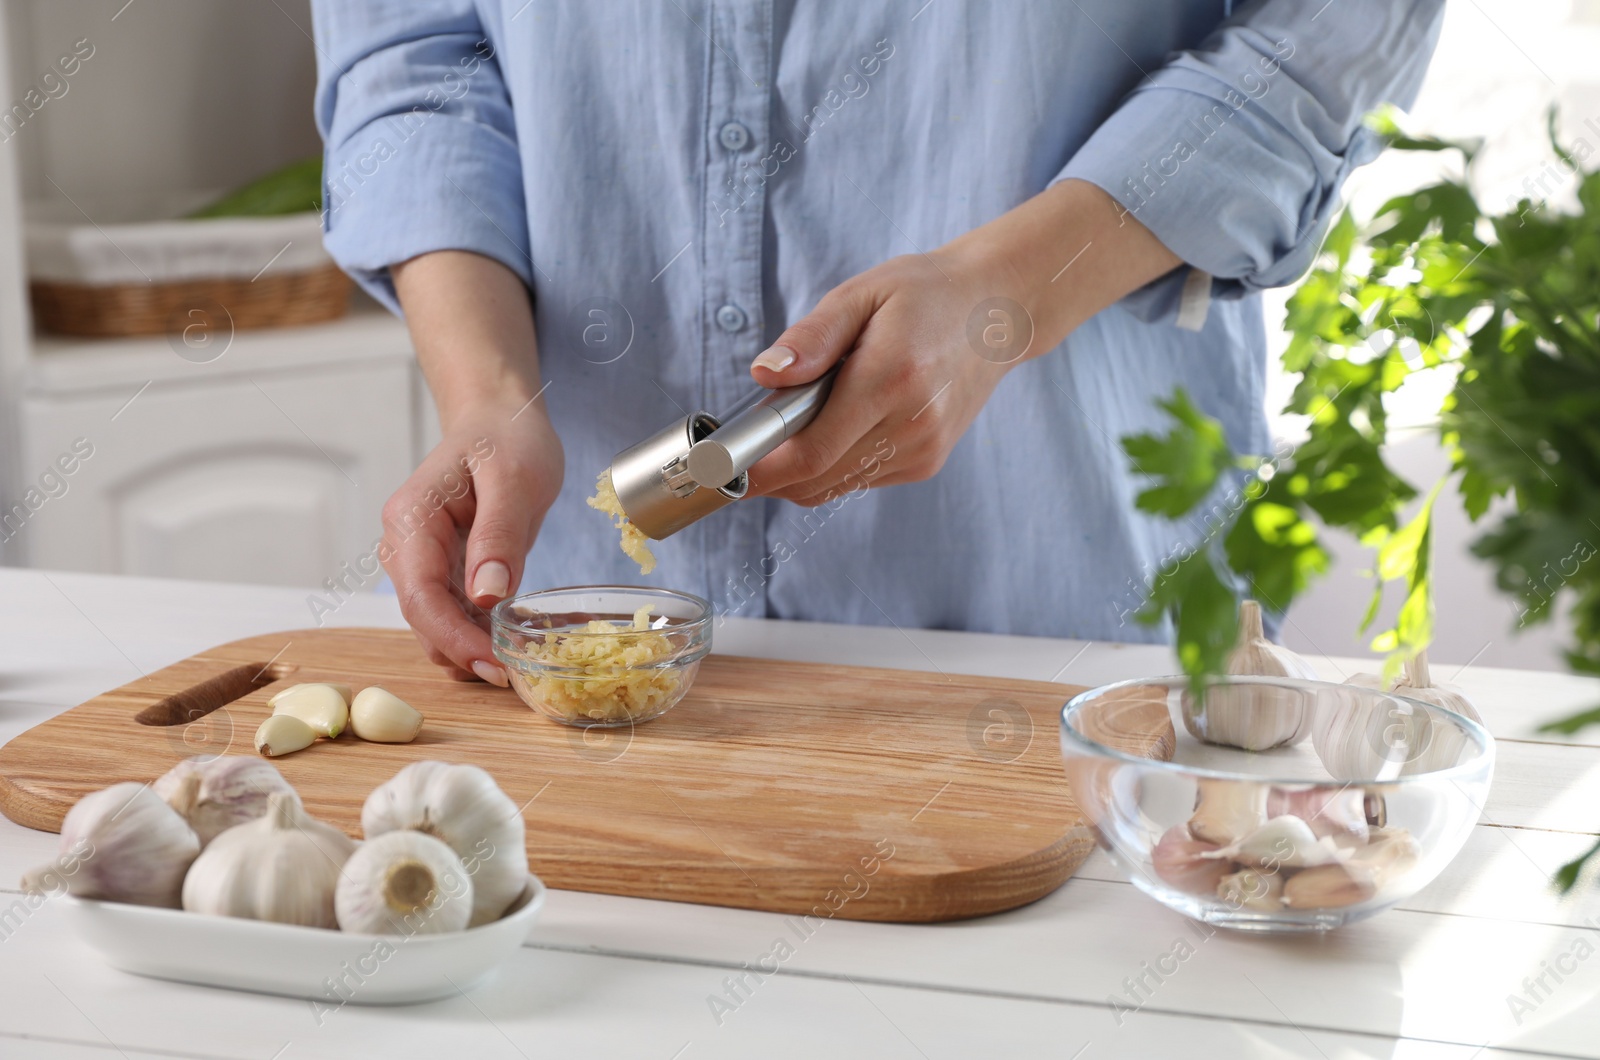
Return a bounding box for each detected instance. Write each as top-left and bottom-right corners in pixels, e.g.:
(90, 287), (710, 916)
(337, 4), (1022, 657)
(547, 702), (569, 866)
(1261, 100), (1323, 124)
(134, 662), (298, 727)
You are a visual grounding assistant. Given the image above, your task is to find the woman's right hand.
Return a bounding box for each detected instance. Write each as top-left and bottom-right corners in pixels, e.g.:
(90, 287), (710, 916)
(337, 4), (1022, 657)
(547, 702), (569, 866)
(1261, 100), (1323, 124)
(380, 404), (563, 684)
(387, 250), (557, 685)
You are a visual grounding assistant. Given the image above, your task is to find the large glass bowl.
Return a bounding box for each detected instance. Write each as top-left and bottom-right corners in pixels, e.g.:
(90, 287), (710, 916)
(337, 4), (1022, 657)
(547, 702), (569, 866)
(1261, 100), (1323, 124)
(1060, 675), (1494, 932)
(490, 586), (711, 728)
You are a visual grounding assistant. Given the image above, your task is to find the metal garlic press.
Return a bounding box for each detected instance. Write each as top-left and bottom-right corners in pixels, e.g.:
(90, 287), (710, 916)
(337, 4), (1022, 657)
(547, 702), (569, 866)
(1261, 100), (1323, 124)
(605, 365), (840, 540)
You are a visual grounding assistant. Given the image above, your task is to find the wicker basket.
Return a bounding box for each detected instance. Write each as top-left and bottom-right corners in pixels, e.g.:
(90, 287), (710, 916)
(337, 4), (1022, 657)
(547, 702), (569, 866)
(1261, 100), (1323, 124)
(30, 264), (353, 338)
(26, 208), (352, 339)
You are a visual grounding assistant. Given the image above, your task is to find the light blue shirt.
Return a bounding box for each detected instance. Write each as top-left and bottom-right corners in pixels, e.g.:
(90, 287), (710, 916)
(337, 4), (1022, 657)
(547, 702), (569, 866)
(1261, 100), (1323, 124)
(311, 0), (1442, 642)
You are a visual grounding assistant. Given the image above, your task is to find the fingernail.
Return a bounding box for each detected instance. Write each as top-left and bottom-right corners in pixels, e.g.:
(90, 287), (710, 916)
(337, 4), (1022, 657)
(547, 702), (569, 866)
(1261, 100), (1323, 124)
(752, 344), (796, 373)
(472, 660), (509, 687)
(471, 560), (511, 600)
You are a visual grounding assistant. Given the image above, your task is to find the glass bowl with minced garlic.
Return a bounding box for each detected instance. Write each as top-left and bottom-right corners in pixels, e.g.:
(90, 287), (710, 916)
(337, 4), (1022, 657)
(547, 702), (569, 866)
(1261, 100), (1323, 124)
(490, 587), (712, 728)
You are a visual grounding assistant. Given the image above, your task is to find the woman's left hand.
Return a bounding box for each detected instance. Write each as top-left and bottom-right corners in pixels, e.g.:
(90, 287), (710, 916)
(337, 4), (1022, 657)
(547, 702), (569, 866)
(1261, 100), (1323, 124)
(745, 178), (1182, 506)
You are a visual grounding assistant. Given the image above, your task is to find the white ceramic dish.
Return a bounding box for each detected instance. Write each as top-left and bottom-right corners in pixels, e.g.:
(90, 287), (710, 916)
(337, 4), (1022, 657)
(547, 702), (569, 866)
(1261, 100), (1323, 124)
(60, 873), (546, 1005)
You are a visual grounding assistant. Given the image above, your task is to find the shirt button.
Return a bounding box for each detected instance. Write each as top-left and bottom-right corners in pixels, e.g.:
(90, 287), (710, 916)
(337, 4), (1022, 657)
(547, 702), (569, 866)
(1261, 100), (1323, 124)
(718, 121), (751, 152)
(715, 303), (747, 333)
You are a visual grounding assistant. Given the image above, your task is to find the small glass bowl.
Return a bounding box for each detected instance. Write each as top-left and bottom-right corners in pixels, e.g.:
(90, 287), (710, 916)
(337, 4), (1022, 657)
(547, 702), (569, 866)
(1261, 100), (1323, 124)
(1060, 675), (1494, 933)
(490, 586), (712, 728)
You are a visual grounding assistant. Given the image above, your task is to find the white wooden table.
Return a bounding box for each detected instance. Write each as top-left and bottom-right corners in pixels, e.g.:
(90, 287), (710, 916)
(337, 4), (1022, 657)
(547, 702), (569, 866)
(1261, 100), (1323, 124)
(2, 569), (1597, 1059)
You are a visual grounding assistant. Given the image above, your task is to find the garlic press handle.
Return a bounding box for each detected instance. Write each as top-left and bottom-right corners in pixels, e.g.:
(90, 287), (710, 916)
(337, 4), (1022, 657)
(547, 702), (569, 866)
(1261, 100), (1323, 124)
(684, 363), (840, 488)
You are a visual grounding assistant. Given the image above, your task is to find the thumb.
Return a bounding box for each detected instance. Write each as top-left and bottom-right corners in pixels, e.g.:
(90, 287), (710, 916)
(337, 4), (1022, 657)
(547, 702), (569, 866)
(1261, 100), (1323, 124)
(464, 460), (540, 608)
(751, 282), (876, 388)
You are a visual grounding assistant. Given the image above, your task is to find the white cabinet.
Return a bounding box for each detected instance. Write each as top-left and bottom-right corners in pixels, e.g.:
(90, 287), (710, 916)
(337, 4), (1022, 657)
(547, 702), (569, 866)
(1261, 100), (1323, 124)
(19, 358), (414, 587)
(118, 455), (348, 587)
(0, 0), (430, 588)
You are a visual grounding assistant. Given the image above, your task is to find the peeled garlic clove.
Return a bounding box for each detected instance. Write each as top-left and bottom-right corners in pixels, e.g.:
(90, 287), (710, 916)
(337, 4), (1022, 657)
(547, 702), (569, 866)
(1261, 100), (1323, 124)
(1282, 862), (1377, 909)
(1217, 866), (1284, 911)
(350, 687), (424, 744)
(21, 781), (200, 908)
(1151, 825), (1231, 896)
(255, 714), (317, 757)
(1347, 826), (1420, 887)
(1187, 779), (1269, 847)
(268, 682), (353, 709)
(1207, 815), (1341, 870)
(266, 683), (304, 707)
(1267, 787), (1368, 841)
(152, 755), (296, 846)
(362, 761), (526, 927)
(336, 830), (474, 935)
(271, 683), (348, 739)
(182, 791), (355, 928)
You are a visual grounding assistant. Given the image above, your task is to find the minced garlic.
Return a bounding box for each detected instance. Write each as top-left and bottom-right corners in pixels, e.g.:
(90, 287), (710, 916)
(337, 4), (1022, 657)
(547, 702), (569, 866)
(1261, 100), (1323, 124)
(514, 605), (682, 723)
(587, 470), (657, 575)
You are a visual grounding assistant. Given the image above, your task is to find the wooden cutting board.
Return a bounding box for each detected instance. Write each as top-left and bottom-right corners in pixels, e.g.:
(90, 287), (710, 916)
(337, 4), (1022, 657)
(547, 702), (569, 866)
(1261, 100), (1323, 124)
(0, 628), (1173, 922)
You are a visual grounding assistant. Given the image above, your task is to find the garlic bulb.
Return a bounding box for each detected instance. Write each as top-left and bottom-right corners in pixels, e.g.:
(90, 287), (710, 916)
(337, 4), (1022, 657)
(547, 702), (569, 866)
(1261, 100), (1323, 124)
(1313, 680), (1391, 780)
(20, 781), (200, 907)
(350, 687), (424, 744)
(271, 683), (349, 738)
(335, 831), (474, 935)
(1381, 650), (1482, 722)
(1218, 866), (1284, 912)
(153, 755), (296, 845)
(1181, 600), (1319, 751)
(362, 761), (526, 927)
(182, 791), (355, 928)
(1318, 659), (1477, 779)
(1151, 826), (1230, 895)
(269, 682), (353, 709)
(1204, 815), (1341, 870)
(255, 714), (317, 757)
(1187, 779), (1269, 846)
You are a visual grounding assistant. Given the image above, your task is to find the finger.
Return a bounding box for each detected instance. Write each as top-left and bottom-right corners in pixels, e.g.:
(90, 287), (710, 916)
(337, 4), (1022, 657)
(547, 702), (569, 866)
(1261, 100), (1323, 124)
(384, 525), (507, 685)
(464, 456), (543, 609)
(417, 632), (477, 682)
(746, 356), (888, 496)
(745, 404), (876, 497)
(787, 462), (925, 508)
(750, 280), (879, 387)
(399, 575), (505, 684)
(784, 481), (865, 510)
(765, 428), (902, 504)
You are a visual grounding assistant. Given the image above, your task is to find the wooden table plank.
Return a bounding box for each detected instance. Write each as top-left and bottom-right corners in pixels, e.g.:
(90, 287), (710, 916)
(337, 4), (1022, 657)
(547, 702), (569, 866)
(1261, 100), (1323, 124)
(0, 898), (1559, 1060)
(518, 879), (1600, 1055)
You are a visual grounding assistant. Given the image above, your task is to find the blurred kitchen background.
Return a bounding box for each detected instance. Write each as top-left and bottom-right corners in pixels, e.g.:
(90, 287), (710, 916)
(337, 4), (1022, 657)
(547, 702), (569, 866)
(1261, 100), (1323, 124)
(0, 0), (1595, 670)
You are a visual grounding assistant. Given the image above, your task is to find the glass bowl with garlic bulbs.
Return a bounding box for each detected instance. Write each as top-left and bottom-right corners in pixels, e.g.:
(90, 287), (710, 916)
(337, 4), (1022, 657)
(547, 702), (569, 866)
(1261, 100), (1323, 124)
(491, 586), (712, 727)
(1060, 675), (1494, 932)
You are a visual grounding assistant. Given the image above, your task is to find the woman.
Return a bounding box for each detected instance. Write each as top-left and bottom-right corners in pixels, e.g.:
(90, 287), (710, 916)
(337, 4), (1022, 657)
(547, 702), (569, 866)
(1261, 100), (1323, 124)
(311, 1), (1442, 685)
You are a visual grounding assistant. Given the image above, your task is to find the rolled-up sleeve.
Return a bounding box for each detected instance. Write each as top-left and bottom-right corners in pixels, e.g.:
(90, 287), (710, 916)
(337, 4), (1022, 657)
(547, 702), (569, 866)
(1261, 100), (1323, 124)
(311, 1), (528, 312)
(1058, 0), (1444, 294)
